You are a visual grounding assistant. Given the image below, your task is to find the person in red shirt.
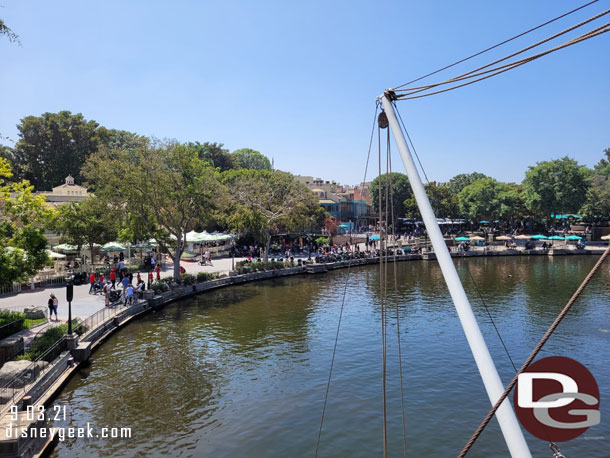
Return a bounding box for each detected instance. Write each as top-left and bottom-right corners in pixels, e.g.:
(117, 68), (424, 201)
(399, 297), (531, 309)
(110, 269), (117, 289)
(89, 273), (96, 293)
(155, 264), (161, 281)
(99, 273), (105, 283)
(136, 272), (141, 284)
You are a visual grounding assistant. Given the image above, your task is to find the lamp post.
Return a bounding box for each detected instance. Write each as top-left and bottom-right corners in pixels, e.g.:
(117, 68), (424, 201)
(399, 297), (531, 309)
(66, 276), (74, 336)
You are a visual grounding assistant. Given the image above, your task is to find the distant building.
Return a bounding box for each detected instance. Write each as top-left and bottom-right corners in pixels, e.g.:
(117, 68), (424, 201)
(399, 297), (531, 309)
(296, 175), (376, 229)
(38, 175), (90, 208)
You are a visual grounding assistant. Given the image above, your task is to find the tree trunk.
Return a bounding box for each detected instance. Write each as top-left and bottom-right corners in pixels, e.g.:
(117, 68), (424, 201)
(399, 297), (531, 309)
(174, 232), (183, 279)
(89, 242), (94, 268)
(264, 232), (271, 262)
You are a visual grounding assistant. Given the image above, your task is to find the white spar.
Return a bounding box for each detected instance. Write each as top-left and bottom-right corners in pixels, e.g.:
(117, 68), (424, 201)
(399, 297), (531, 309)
(380, 93), (532, 458)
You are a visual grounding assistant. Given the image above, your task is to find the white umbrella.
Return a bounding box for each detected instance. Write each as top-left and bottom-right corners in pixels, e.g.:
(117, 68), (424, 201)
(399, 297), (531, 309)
(47, 249), (66, 259)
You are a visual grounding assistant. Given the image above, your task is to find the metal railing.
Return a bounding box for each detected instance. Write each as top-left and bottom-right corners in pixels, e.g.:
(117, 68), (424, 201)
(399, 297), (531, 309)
(76, 303), (125, 340)
(0, 283), (21, 297)
(0, 336), (68, 413)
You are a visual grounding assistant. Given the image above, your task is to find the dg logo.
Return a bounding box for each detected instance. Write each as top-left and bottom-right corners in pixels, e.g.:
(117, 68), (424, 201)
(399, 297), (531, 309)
(514, 356), (600, 442)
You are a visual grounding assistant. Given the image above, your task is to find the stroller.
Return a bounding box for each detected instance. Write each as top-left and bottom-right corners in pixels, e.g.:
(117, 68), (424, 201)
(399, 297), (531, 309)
(109, 290), (122, 305)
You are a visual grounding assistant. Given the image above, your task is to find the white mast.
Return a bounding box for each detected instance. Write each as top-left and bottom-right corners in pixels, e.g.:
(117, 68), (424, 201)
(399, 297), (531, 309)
(380, 93), (531, 458)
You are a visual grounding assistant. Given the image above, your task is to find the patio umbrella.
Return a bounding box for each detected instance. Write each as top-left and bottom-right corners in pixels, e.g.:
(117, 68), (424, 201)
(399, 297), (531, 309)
(101, 242), (126, 252)
(601, 234), (610, 240)
(514, 235), (531, 240)
(548, 236), (565, 240)
(47, 249), (66, 259)
(531, 235), (548, 240)
(470, 236), (485, 241)
(455, 236), (470, 241)
(52, 243), (79, 252)
(369, 235), (380, 240)
(496, 236), (512, 241)
(565, 235), (582, 240)
(479, 220), (489, 224)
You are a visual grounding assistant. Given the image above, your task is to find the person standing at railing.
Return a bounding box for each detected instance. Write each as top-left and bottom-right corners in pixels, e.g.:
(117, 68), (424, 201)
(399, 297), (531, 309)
(103, 281), (111, 307)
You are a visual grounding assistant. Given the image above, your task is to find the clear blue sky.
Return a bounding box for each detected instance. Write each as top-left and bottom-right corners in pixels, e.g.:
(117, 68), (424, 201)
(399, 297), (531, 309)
(1, 0), (608, 186)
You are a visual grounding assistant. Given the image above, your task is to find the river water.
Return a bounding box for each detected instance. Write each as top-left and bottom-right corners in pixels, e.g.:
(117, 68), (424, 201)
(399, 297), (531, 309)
(49, 255), (609, 457)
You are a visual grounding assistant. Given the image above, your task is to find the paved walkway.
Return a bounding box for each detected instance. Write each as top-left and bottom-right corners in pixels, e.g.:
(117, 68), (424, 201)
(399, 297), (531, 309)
(0, 257), (250, 321)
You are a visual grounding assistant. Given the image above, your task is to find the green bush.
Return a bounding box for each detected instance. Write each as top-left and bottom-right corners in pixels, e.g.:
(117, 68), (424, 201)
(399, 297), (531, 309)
(28, 324), (67, 360)
(196, 272), (219, 283)
(0, 311), (26, 340)
(316, 237), (329, 245)
(235, 260), (284, 275)
(180, 273), (195, 285)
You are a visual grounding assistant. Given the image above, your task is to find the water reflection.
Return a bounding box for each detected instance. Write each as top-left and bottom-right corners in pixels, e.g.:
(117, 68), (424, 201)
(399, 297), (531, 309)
(49, 256), (609, 458)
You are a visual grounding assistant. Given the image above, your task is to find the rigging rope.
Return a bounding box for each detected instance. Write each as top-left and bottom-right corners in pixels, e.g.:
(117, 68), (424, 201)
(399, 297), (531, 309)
(393, 0), (600, 89)
(393, 20), (610, 100)
(395, 8), (610, 96)
(378, 119), (389, 458)
(314, 102), (379, 458)
(458, 244), (610, 457)
(386, 129), (408, 458)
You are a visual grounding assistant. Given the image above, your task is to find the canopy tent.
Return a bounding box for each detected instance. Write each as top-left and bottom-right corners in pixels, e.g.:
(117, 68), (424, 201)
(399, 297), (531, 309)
(455, 236), (470, 241)
(530, 235), (548, 240)
(52, 244), (79, 253)
(565, 235), (582, 240)
(101, 242), (126, 252)
(46, 249), (66, 259)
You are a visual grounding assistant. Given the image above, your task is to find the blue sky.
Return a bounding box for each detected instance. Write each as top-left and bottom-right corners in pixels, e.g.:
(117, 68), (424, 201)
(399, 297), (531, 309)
(1, 0), (608, 186)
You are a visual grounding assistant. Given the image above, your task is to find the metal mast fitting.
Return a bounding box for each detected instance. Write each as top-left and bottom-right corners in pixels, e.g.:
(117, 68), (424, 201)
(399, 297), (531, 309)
(379, 93), (532, 458)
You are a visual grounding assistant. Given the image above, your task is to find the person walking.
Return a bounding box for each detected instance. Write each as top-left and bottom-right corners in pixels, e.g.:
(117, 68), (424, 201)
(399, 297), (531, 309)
(49, 294), (59, 321)
(121, 275), (130, 296)
(148, 271), (153, 288)
(110, 269), (117, 289)
(155, 264), (161, 281)
(88, 272), (96, 293)
(124, 283), (134, 306)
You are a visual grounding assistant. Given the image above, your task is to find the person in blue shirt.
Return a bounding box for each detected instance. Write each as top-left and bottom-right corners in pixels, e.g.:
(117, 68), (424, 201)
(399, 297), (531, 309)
(121, 276), (130, 295)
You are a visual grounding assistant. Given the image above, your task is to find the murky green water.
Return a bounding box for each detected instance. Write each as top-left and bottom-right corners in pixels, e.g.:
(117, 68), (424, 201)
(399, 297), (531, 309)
(49, 256), (609, 457)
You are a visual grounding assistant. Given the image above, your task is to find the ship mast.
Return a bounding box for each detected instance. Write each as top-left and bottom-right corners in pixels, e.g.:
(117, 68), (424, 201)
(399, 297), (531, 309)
(380, 92), (532, 458)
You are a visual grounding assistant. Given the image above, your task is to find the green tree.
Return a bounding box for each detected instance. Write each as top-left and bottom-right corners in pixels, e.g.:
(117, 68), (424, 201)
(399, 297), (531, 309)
(447, 172), (490, 195)
(522, 157), (590, 220)
(404, 181), (459, 219)
(83, 140), (224, 279)
(0, 158), (55, 288)
(458, 178), (523, 221)
(12, 111), (103, 190)
(0, 18), (19, 43)
(52, 197), (120, 263)
(188, 142), (235, 171)
(221, 169), (320, 261)
(231, 148), (272, 170)
(580, 148), (610, 221)
(370, 172), (411, 222)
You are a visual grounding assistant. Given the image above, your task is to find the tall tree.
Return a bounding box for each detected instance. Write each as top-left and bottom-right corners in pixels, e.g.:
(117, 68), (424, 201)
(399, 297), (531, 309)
(52, 197), (120, 263)
(370, 172), (412, 223)
(404, 181), (459, 219)
(83, 140), (224, 279)
(458, 178), (524, 221)
(0, 18), (19, 43)
(447, 172), (490, 195)
(580, 148), (610, 221)
(12, 111), (103, 190)
(221, 169), (320, 261)
(0, 158), (55, 287)
(522, 157), (590, 220)
(231, 148), (272, 170)
(188, 142), (235, 171)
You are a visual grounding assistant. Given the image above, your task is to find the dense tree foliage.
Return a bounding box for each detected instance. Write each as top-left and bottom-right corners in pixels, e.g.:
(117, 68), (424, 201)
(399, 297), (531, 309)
(522, 157), (590, 219)
(188, 142), (235, 172)
(221, 169), (320, 261)
(370, 173), (412, 223)
(447, 172), (490, 195)
(458, 178), (525, 221)
(52, 197), (120, 262)
(580, 148), (610, 221)
(83, 140), (224, 278)
(11, 111), (103, 190)
(0, 18), (19, 43)
(404, 181), (459, 219)
(0, 159), (54, 287)
(231, 148), (272, 170)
